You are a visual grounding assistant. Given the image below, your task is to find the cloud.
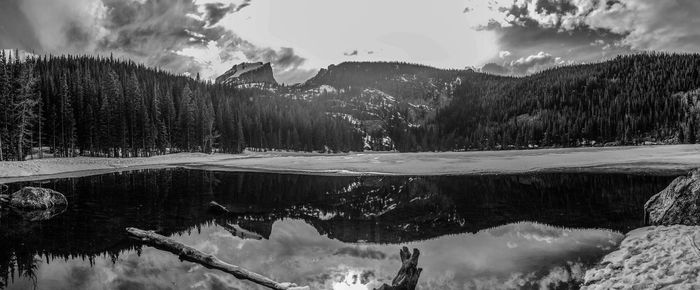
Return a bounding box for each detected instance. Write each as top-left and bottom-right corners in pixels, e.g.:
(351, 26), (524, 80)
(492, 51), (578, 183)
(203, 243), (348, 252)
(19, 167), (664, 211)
(234, 0), (252, 12)
(470, 0), (700, 53)
(249, 46), (316, 84)
(481, 63), (509, 75)
(344, 50), (359, 56)
(511, 51), (556, 73)
(262, 47), (306, 69)
(498, 50), (512, 58)
(334, 246), (387, 260)
(584, 0), (700, 53)
(0, 0), (312, 83)
(203, 3), (234, 26)
(0, 0), (42, 50)
(590, 39), (605, 46)
(481, 51), (567, 75)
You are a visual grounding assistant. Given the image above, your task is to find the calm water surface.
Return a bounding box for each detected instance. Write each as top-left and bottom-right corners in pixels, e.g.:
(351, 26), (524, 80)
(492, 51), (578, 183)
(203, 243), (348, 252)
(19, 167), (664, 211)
(0, 169), (678, 289)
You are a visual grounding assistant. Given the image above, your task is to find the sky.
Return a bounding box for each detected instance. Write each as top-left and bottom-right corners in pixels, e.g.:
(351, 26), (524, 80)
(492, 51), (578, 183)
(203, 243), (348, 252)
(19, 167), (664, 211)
(1, 0), (699, 84)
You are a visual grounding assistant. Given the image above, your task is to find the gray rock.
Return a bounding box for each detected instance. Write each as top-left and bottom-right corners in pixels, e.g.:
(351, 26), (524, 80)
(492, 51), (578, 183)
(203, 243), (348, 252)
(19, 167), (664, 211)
(9, 187), (67, 210)
(644, 169), (700, 225)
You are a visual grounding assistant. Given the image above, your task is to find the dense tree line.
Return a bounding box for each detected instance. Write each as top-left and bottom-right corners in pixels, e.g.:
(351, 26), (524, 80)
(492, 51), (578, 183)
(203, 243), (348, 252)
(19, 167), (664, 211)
(3, 52), (700, 158)
(0, 51), (363, 160)
(387, 53), (700, 151)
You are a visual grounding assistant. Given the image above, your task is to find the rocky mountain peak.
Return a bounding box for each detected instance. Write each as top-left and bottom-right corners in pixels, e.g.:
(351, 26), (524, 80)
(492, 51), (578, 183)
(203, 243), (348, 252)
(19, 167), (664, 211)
(215, 62), (277, 86)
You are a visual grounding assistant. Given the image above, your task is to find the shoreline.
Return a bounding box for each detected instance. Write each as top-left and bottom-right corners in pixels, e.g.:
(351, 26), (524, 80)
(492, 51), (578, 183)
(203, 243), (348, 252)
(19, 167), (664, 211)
(1, 144), (700, 182)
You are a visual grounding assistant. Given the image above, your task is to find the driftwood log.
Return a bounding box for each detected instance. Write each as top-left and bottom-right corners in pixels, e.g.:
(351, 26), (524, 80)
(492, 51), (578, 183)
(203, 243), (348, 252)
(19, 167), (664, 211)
(126, 227), (308, 290)
(375, 247), (422, 290)
(208, 201), (230, 214)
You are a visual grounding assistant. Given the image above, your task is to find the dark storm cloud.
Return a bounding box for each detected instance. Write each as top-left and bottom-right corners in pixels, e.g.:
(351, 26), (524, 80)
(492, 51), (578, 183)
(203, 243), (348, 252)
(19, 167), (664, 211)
(343, 50), (359, 56)
(535, 0), (578, 15)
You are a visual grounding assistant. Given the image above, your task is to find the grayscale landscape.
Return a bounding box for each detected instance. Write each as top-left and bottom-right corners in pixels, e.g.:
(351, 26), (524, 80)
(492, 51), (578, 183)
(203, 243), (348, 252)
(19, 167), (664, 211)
(1, 0), (700, 289)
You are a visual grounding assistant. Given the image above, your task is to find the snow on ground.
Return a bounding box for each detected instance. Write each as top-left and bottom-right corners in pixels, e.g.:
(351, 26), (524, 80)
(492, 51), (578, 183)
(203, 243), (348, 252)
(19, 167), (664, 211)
(582, 225), (700, 289)
(2, 144), (700, 182)
(0, 153), (233, 182)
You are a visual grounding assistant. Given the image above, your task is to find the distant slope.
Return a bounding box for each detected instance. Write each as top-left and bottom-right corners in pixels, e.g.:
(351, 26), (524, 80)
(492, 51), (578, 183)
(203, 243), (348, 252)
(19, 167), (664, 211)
(303, 61), (472, 102)
(277, 62), (473, 150)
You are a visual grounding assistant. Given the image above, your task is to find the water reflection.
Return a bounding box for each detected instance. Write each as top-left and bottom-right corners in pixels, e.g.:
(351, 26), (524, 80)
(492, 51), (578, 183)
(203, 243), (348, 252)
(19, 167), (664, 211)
(5, 219), (622, 290)
(0, 169), (677, 289)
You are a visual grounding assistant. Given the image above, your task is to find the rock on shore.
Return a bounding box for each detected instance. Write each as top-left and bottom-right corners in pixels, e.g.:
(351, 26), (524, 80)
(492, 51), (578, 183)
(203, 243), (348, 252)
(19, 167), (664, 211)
(645, 169), (700, 225)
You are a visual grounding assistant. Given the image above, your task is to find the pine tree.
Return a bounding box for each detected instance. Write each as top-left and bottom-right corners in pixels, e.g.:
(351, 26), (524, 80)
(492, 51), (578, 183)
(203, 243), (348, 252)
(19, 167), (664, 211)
(236, 111), (245, 152)
(178, 84), (195, 150)
(14, 57), (39, 160)
(0, 50), (6, 160)
(58, 73), (76, 156)
(160, 87), (175, 152)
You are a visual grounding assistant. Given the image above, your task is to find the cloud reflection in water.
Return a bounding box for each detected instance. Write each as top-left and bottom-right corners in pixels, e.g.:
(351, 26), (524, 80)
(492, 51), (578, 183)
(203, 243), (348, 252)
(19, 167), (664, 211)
(6, 219), (621, 290)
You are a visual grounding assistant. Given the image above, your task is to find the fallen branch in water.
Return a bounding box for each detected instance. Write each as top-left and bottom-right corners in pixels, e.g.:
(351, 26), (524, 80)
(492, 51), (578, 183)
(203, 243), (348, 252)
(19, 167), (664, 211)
(208, 201), (230, 214)
(125, 227), (308, 290)
(375, 247), (422, 290)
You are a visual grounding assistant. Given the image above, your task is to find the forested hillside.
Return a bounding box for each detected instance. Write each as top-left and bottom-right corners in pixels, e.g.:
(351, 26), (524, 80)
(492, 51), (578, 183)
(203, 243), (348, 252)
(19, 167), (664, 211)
(0, 51), (363, 160)
(427, 53), (700, 151)
(289, 55), (700, 152)
(1, 51), (700, 159)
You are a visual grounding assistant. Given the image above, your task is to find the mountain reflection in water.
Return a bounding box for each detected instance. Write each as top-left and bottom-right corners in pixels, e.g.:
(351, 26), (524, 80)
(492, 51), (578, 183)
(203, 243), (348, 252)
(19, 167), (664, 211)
(0, 169), (677, 289)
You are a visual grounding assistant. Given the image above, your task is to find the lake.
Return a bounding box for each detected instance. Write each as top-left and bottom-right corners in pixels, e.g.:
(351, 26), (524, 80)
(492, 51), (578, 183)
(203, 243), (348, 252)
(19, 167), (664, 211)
(0, 169), (678, 289)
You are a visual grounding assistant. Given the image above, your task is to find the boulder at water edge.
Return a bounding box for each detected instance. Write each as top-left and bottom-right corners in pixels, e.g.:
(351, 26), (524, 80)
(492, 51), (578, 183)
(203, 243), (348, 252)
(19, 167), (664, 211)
(644, 169), (700, 225)
(9, 187), (67, 210)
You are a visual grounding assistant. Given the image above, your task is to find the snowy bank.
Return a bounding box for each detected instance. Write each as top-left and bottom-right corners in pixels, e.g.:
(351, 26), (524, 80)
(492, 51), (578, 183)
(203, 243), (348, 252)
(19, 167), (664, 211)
(582, 225), (700, 289)
(2, 145), (700, 182)
(0, 153), (234, 182)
